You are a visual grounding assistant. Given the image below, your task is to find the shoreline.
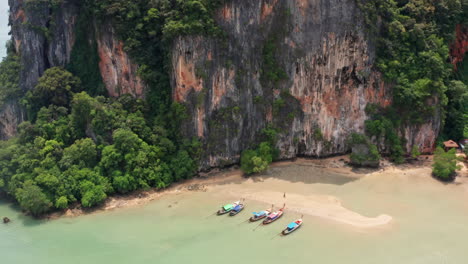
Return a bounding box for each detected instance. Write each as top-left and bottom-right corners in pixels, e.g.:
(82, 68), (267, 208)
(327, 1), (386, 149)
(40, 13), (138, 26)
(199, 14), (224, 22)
(22, 154), (468, 227)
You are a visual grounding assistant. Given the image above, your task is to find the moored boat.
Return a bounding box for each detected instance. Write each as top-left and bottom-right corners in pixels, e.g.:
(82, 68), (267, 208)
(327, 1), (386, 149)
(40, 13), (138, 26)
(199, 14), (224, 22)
(250, 210), (270, 222)
(263, 204), (285, 225)
(250, 204), (274, 222)
(217, 201), (240, 215)
(229, 203), (245, 216)
(282, 217), (303, 235)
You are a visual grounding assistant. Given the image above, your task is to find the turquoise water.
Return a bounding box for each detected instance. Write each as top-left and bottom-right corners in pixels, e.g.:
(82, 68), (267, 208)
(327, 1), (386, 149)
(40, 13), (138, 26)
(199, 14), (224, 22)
(1, 165), (468, 263)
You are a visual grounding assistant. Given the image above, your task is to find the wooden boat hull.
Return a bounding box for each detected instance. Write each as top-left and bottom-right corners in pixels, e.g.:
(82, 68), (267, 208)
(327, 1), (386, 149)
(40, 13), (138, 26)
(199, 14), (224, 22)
(217, 209), (231, 215)
(249, 215), (267, 222)
(229, 205), (245, 216)
(282, 223), (302, 235)
(263, 212), (283, 225)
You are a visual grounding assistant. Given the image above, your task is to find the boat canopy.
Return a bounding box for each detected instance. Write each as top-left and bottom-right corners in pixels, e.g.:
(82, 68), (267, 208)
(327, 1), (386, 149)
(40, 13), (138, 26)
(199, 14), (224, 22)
(223, 204), (233, 211)
(287, 222), (298, 229)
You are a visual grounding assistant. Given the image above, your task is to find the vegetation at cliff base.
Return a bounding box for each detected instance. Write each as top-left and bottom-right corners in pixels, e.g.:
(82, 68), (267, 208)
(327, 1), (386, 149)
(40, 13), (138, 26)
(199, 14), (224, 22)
(348, 133), (381, 167)
(432, 147), (461, 181)
(0, 0), (225, 215)
(0, 67), (199, 215)
(240, 127), (278, 175)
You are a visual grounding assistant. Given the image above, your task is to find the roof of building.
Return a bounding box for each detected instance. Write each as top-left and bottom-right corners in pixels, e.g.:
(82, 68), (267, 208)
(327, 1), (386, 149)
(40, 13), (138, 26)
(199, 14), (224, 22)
(443, 140), (459, 148)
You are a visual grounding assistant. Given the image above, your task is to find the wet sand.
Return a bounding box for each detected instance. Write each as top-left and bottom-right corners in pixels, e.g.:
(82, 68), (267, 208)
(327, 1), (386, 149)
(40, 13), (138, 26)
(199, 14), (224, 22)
(49, 154), (468, 228)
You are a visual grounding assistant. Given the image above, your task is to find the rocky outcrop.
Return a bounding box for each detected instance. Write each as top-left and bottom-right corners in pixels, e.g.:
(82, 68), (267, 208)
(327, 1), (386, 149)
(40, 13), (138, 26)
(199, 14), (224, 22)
(9, 0), (80, 91)
(95, 20), (145, 98)
(172, 0), (437, 170)
(2, 0), (144, 139)
(9, 0), (143, 96)
(0, 101), (23, 140)
(451, 24), (468, 70)
(4, 0), (442, 168)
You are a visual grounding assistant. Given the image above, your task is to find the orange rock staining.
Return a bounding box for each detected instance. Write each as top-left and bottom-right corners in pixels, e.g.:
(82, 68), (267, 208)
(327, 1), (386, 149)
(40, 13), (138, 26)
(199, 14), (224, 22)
(97, 28), (144, 98)
(173, 54), (204, 102)
(450, 24), (468, 70)
(261, 0), (278, 21)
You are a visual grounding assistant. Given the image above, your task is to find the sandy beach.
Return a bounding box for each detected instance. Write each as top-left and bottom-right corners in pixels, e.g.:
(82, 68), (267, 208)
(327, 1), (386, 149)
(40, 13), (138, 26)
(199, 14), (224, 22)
(49, 154), (467, 228)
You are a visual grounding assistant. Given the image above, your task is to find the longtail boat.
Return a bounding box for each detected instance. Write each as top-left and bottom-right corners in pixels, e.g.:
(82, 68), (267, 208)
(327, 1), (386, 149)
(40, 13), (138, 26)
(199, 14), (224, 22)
(263, 204), (285, 225)
(250, 204), (274, 222)
(229, 203), (245, 216)
(282, 217), (303, 235)
(217, 201), (240, 215)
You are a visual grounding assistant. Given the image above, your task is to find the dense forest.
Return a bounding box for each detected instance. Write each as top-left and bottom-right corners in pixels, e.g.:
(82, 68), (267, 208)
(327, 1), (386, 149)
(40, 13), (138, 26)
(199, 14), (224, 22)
(0, 0), (467, 215)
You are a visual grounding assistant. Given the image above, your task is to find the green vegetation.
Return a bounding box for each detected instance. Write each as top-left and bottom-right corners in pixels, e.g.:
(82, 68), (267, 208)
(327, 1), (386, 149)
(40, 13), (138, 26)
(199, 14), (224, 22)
(364, 104), (405, 163)
(358, 0), (468, 157)
(85, 0), (226, 116)
(443, 80), (468, 141)
(411, 145), (421, 159)
(0, 68), (199, 216)
(0, 0), (226, 215)
(432, 147), (461, 181)
(66, 7), (106, 96)
(261, 38), (287, 87)
(24, 67), (81, 119)
(240, 127), (278, 175)
(348, 133), (381, 167)
(0, 42), (21, 108)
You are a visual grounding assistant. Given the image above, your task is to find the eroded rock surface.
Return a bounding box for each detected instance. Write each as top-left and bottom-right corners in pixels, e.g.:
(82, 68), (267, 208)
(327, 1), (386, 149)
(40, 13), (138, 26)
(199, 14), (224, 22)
(172, 0), (440, 170)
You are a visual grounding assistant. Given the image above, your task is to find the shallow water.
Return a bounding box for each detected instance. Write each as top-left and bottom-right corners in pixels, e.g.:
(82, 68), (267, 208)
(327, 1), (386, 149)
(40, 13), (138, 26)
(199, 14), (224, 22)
(1, 164), (468, 263)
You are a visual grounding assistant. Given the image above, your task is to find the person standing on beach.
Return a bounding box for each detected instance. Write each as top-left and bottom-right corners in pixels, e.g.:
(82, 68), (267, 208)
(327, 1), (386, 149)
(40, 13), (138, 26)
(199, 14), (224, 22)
(283, 192), (286, 198)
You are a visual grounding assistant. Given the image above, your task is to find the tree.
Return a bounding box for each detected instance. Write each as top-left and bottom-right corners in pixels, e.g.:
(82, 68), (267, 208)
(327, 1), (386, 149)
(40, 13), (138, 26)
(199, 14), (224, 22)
(171, 150), (195, 181)
(70, 92), (96, 138)
(349, 133), (381, 167)
(55, 196), (69, 209)
(79, 181), (107, 208)
(25, 67), (81, 120)
(112, 129), (143, 154)
(112, 173), (136, 194)
(60, 138), (97, 169)
(432, 147), (461, 181)
(240, 146), (272, 175)
(15, 180), (52, 216)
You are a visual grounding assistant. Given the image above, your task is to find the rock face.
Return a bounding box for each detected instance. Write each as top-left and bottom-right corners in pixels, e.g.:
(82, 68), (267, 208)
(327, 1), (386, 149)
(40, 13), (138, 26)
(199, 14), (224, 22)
(4, 0), (442, 170)
(173, 0), (387, 170)
(95, 20), (145, 98)
(451, 24), (468, 70)
(0, 101), (23, 140)
(9, 0), (80, 92)
(172, 0), (439, 170)
(1, 0), (144, 139)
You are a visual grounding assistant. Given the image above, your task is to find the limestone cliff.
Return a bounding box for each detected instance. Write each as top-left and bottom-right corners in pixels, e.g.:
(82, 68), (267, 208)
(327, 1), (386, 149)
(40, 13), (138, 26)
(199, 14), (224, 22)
(172, 0), (439, 170)
(95, 20), (145, 98)
(0, 100), (23, 140)
(3, 0), (445, 170)
(1, 0), (144, 138)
